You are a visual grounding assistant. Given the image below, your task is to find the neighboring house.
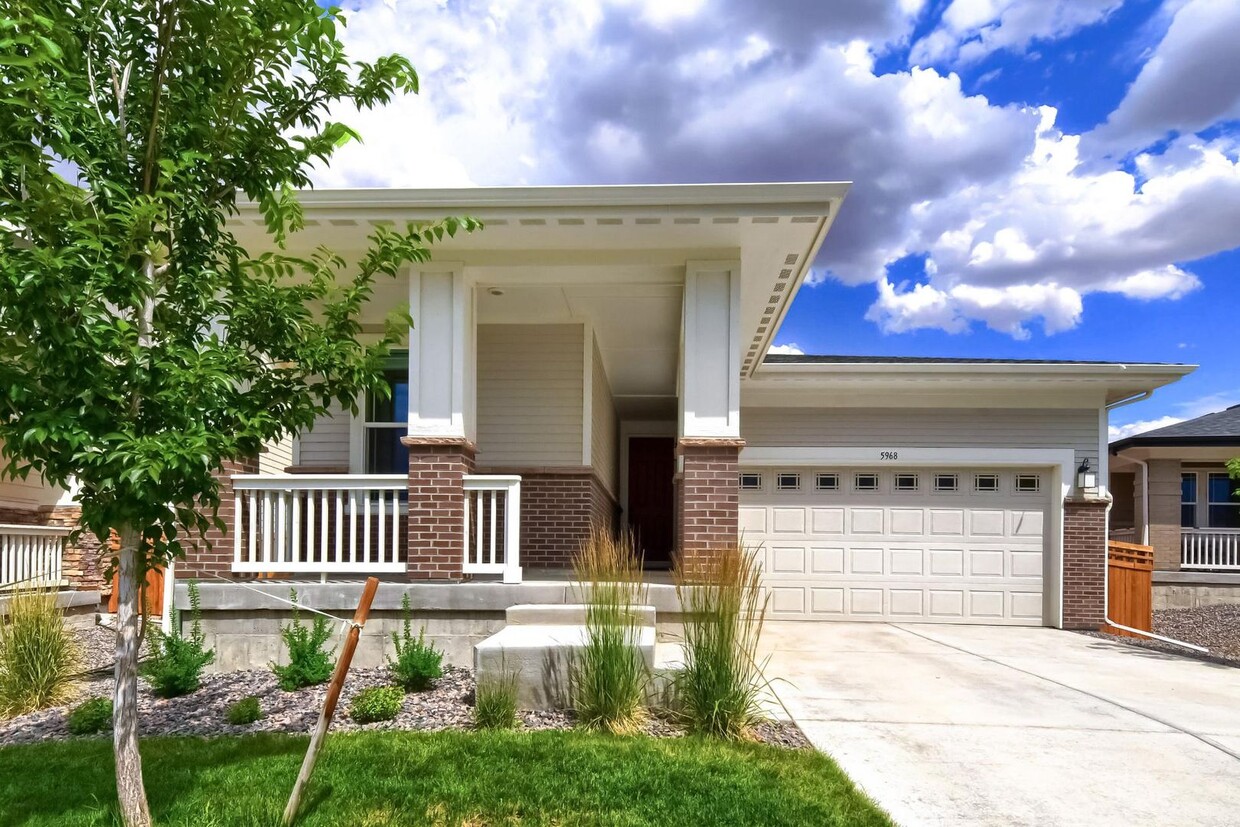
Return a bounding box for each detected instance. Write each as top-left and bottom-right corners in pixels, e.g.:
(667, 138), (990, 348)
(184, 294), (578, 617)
(1109, 406), (1240, 609)
(0, 183), (1195, 663)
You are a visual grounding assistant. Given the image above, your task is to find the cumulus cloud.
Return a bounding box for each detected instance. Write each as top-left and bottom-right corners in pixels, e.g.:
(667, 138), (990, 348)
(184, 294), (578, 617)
(767, 343), (806, 355)
(911, 0), (1123, 66)
(1109, 416), (1185, 441)
(1090, 0), (1240, 155)
(318, 0), (1238, 340)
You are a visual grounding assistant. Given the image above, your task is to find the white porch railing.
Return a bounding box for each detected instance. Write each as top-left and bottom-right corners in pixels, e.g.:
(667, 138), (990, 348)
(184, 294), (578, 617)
(1182, 528), (1240, 571)
(463, 475), (521, 583)
(1109, 527), (1137, 543)
(232, 475), (407, 574)
(0, 524), (69, 589)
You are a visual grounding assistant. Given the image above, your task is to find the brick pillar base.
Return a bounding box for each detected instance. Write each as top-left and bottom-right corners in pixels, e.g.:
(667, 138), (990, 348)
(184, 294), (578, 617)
(181, 457), (259, 579)
(403, 437), (475, 581)
(676, 438), (743, 576)
(1063, 498), (1108, 629)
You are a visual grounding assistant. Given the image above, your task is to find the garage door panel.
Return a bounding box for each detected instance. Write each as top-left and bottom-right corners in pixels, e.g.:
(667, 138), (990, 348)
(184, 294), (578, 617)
(743, 466), (1049, 626)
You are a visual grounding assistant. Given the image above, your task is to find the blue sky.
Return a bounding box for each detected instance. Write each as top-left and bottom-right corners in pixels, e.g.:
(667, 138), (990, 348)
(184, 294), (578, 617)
(322, 0), (1240, 437)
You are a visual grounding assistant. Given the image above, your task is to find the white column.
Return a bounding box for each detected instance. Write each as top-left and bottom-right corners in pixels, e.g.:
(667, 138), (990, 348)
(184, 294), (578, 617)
(680, 260), (741, 439)
(408, 263), (474, 439)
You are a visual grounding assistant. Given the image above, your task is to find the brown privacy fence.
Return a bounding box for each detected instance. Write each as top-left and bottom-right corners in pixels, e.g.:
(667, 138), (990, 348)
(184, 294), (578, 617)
(108, 565), (166, 617)
(1104, 540), (1153, 637)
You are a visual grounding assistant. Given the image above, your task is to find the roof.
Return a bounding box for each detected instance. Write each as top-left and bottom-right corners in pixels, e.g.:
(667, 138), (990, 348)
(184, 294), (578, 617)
(1111, 404), (1240, 451)
(763, 354), (1187, 367)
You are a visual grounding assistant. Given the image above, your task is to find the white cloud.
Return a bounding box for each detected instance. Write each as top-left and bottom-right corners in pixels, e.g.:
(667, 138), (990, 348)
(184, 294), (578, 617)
(767, 343), (805, 355)
(1090, 0), (1240, 155)
(866, 278), (1081, 339)
(1109, 416), (1184, 441)
(911, 0), (1123, 65)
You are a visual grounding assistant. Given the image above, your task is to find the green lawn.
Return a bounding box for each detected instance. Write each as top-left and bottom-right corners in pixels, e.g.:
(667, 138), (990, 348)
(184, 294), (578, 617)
(0, 730), (890, 826)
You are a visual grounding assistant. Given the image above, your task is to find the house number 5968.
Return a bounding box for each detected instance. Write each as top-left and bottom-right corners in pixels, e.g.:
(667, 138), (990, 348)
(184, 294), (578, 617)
(880, 451), (899, 460)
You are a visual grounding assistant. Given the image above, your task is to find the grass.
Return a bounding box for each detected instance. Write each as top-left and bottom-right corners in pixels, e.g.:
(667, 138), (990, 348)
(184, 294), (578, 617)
(570, 526), (649, 734)
(473, 671), (519, 730)
(0, 730), (891, 826)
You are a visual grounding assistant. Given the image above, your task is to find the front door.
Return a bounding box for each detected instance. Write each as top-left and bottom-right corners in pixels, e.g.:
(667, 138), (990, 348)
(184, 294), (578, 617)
(627, 436), (676, 568)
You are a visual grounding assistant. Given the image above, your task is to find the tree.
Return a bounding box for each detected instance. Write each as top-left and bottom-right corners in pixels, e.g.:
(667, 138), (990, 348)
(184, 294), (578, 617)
(0, 3), (476, 824)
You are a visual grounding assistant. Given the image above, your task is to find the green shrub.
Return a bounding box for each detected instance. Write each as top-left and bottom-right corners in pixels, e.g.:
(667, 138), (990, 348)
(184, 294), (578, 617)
(570, 526), (648, 734)
(225, 695), (263, 725)
(349, 685), (403, 724)
(141, 581), (214, 698)
(270, 590), (336, 691)
(67, 697), (112, 735)
(474, 671), (519, 731)
(0, 586), (81, 716)
(388, 593), (443, 691)
(673, 542), (771, 739)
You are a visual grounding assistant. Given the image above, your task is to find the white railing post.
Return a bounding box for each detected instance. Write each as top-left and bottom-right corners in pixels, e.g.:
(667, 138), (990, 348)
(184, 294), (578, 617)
(0, 524), (70, 590)
(1181, 528), (1240, 572)
(462, 474), (522, 583)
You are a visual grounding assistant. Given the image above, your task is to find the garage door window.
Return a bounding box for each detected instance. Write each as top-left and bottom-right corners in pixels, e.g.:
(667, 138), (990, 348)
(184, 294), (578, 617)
(893, 473), (919, 492)
(974, 474), (999, 492)
(1015, 474), (1041, 494)
(740, 472), (763, 491)
(776, 473), (801, 491)
(934, 474), (959, 492)
(815, 473), (840, 491)
(854, 473), (879, 491)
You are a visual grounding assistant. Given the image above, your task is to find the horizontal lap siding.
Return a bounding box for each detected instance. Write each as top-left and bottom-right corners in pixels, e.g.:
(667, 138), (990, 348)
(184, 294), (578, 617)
(741, 407), (1098, 469)
(297, 401), (350, 469)
(258, 433), (295, 475)
(477, 324), (583, 467)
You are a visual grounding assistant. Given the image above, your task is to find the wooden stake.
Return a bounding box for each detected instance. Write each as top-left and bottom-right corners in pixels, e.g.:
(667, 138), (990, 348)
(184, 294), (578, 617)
(282, 576), (380, 826)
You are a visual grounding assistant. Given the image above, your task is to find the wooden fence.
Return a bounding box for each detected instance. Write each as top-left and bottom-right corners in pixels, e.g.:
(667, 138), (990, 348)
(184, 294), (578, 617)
(1104, 540), (1153, 638)
(108, 566), (166, 617)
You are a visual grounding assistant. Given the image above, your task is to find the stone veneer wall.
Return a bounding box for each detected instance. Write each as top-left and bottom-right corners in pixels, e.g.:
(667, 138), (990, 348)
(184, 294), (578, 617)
(1062, 498), (1108, 629)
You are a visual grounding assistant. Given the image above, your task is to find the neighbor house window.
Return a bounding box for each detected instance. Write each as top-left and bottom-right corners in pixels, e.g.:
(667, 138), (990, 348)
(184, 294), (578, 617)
(974, 474), (999, 492)
(934, 474), (959, 492)
(740, 472), (763, 491)
(893, 473), (919, 492)
(1181, 473), (1198, 528)
(815, 473), (840, 491)
(1207, 472), (1240, 528)
(854, 473), (879, 491)
(363, 358), (409, 475)
(776, 473), (801, 491)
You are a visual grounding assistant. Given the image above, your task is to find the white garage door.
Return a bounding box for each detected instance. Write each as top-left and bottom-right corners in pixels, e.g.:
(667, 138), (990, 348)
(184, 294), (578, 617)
(739, 467), (1048, 626)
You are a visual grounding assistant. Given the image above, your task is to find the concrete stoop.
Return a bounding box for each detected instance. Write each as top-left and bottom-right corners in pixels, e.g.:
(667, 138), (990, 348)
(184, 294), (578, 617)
(475, 603), (670, 710)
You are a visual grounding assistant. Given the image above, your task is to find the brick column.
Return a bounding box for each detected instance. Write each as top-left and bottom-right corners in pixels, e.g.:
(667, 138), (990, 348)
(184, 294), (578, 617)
(1062, 498), (1108, 629)
(676, 438), (743, 575)
(180, 457), (259, 579)
(402, 436), (475, 581)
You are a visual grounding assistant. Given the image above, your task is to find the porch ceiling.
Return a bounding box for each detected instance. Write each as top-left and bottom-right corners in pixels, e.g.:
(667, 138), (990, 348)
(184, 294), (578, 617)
(232, 183), (851, 378)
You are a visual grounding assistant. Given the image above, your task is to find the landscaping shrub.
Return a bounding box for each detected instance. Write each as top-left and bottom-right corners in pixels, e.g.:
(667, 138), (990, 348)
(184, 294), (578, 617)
(141, 580), (214, 698)
(388, 592), (443, 691)
(270, 590), (336, 691)
(67, 697), (113, 735)
(673, 541), (771, 739)
(570, 525), (648, 734)
(349, 685), (404, 724)
(225, 695), (263, 725)
(474, 671), (519, 730)
(0, 586), (81, 717)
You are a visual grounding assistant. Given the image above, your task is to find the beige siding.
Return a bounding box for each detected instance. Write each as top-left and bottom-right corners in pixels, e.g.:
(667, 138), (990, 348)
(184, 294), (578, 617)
(258, 433), (295, 475)
(477, 324), (584, 467)
(591, 338), (619, 496)
(296, 401), (351, 470)
(741, 407), (1099, 468)
(0, 441), (64, 509)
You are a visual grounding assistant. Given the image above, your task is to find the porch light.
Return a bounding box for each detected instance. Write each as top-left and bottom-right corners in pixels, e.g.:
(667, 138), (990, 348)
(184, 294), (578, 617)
(1076, 458), (1097, 492)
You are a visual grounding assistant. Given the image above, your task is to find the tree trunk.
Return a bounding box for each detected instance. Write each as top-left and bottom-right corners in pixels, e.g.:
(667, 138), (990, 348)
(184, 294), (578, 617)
(113, 529), (151, 827)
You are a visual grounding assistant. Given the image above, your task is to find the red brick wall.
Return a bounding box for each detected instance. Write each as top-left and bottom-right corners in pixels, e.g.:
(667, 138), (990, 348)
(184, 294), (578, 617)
(404, 438), (475, 581)
(180, 457), (259, 579)
(676, 439), (743, 574)
(1063, 498), (1108, 629)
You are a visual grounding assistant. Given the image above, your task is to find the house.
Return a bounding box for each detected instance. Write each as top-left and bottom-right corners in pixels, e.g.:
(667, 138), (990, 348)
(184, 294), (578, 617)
(1109, 406), (1240, 609)
(0, 183), (1194, 664)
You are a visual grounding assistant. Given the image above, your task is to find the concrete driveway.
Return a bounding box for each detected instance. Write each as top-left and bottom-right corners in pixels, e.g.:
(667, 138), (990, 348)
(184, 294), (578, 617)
(763, 622), (1240, 827)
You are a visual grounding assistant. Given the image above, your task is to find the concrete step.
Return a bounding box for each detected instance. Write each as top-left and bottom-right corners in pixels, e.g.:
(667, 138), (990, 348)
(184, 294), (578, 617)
(505, 603), (656, 626)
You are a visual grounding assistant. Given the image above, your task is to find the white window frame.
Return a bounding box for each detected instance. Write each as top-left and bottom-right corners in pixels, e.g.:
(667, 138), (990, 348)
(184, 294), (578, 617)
(815, 472), (840, 492)
(854, 472), (879, 492)
(739, 472), (763, 492)
(893, 472), (919, 492)
(776, 472), (801, 492)
(1181, 471), (1199, 529)
(934, 473), (959, 492)
(1014, 474), (1042, 494)
(1207, 471), (1240, 529)
(974, 473), (1000, 493)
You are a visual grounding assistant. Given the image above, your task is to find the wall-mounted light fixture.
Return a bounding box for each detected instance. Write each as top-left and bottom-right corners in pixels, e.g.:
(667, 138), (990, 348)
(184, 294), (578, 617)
(1077, 457), (1097, 491)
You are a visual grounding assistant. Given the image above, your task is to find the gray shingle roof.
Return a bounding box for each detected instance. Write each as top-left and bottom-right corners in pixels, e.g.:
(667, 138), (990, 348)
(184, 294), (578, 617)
(1112, 405), (1240, 449)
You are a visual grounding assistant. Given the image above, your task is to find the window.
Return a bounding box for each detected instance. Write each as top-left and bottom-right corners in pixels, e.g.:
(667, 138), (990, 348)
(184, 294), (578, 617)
(1014, 474), (1041, 494)
(1181, 473), (1198, 528)
(854, 473), (879, 491)
(893, 473), (919, 492)
(934, 474), (959, 492)
(815, 473), (840, 491)
(1207, 472), (1240, 528)
(739, 472), (763, 491)
(974, 474), (999, 492)
(776, 473), (801, 491)
(362, 359), (409, 475)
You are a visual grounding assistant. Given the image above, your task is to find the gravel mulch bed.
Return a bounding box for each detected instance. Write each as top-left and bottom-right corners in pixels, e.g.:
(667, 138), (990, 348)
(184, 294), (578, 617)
(1078, 605), (1240, 668)
(0, 626), (810, 750)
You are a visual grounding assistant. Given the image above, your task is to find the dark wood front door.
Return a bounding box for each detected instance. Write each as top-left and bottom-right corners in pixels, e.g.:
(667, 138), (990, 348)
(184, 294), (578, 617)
(627, 436), (675, 567)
